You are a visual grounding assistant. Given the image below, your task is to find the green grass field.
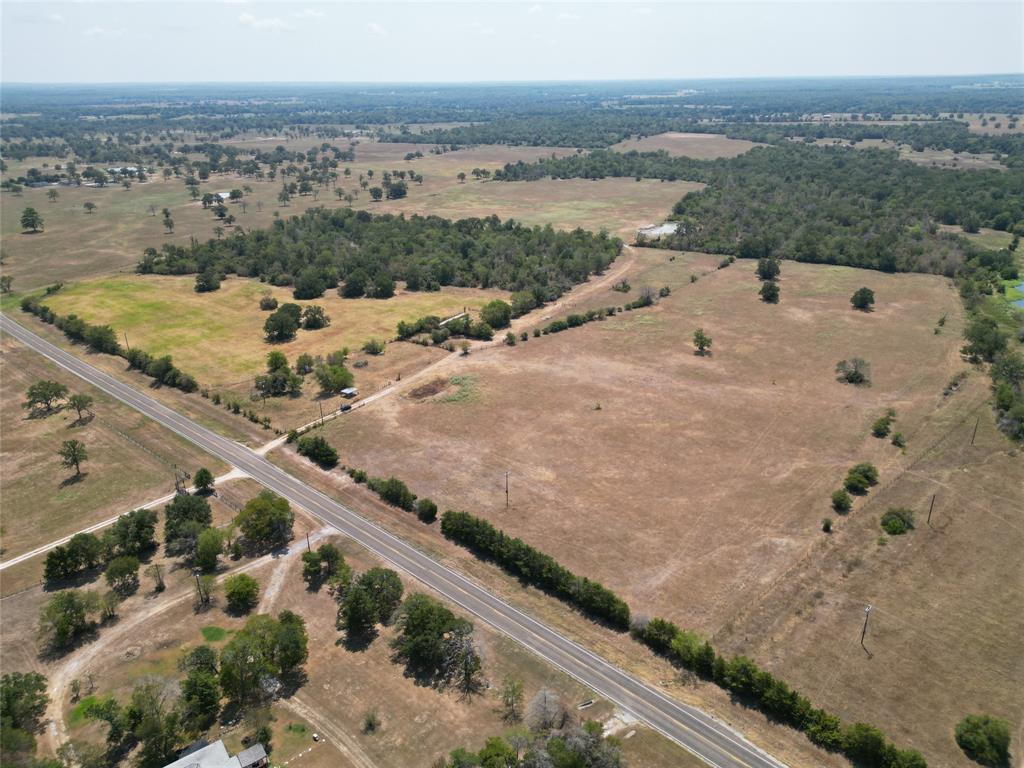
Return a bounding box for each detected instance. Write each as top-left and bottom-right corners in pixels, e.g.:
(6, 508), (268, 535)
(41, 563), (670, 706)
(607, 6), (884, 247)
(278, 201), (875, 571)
(41, 274), (506, 384)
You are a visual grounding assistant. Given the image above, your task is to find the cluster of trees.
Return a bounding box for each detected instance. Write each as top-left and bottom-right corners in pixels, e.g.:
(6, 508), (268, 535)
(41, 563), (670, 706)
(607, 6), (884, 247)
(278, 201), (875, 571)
(255, 351), (303, 398)
(440, 510), (630, 630)
(496, 144), (1023, 275)
(336, 567), (404, 640)
(23, 379), (93, 422)
(954, 714), (1011, 767)
(137, 208), (622, 306)
(296, 434), (338, 468)
(19, 295), (199, 393)
(843, 462), (880, 496)
(301, 542), (348, 590)
(541, 305), (619, 336)
(1, 672), (50, 766)
(77, 613), (307, 767)
(262, 302), (329, 342)
(44, 509), (157, 583)
(632, 617), (927, 767)
(390, 593), (483, 693)
(756, 256), (782, 303)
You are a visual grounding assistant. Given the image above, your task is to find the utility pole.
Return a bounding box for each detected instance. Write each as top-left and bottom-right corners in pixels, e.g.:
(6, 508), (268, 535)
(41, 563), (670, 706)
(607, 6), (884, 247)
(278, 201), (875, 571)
(318, 401), (324, 427)
(927, 493), (936, 527)
(970, 416), (980, 446)
(123, 331), (130, 351)
(306, 532), (311, 552)
(505, 470), (510, 511)
(860, 604), (873, 656)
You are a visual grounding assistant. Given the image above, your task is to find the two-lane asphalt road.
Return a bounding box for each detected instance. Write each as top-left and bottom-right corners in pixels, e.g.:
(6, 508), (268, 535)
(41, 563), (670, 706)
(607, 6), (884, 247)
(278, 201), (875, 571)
(1, 315), (786, 768)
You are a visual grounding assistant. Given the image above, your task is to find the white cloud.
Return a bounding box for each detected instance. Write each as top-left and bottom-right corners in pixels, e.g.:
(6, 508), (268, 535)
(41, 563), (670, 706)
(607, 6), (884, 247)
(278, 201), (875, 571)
(47, 12), (65, 23)
(292, 8), (325, 19)
(223, 0), (247, 4)
(632, 6), (654, 15)
(556, 11), (581, 21)
(528, 4), (543, 14)
(367, 21), (387, 36)
(470, 21), (496, 36)
(83, 26), (126, 38)
(238, 12), (290, 29)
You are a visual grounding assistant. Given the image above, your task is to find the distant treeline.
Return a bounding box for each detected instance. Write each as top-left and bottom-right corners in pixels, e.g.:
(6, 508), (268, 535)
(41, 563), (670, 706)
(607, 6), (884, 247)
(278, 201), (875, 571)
(137, 208), (622, 302)
(496, 144), (1024, 275)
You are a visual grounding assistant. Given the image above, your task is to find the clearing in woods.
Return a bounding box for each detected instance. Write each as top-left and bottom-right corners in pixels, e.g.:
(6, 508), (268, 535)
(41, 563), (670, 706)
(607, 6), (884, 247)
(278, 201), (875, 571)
(610, 131), (765, 159)
(0, 335), (223, 567)
(302, 248), (1016, 766)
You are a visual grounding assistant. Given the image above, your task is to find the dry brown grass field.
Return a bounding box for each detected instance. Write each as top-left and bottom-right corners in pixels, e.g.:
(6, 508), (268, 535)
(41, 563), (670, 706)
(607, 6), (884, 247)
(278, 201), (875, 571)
(0, 336), (223, 565)
(274, 248), (1017, 766)
(611, 131), (765, 159)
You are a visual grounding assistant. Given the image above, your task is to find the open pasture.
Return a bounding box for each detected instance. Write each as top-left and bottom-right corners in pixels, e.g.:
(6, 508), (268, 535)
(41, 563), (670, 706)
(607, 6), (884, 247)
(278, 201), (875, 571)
(611, 131), (764, 159)
(311, 251), (964, 636)
(0, 336), (222, 564)
(0, 141), (635, 291)
(720, 371), (1024, 766)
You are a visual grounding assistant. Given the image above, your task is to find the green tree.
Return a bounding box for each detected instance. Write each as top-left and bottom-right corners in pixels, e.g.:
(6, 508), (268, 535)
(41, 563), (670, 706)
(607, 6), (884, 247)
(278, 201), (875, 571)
(180, 669), (220, 730)
(836, 357), (871, 385)
(1, 671), (49, 764)
(880, 508), (915, 535)
(391, 593), (467, 677)
(164, 494), (213, 549)
(369, 186), (383, 201)
(850, 287), (875, 311)
(195, 528), (224, 573)
(480, 300), (513, 329)
(264, 304), (302, 342)
(759, 281), (780, 303)
(831, 489), (853, 513)
(84, 201), (97, 215)
(755, 257), (780, 281)
(693, 328), (712, 356)
(39, 590), (99, 648)
(301, 551), (323, 585)
(58, 439), (88, 476)
(955, 714), (1011, 767)
(23, 379), (68, 412)
(20, 207), (43, 232)
(498, 676), (524, 722)
(314, 363), (354, 395)
(104, 555), (140, 595)
(193, 467), (215, 494)
(357, 568), (404, 624)
(339, 584), (378, 637)
(962, 317), (1007, 363)
(47, 189), (59, 203)
(301, 305), (330, 330)
(235, 490), (294, 550)
(68, 393), (94, 421)
(224, 573), (260, 613)
(296, 434), (339, 468)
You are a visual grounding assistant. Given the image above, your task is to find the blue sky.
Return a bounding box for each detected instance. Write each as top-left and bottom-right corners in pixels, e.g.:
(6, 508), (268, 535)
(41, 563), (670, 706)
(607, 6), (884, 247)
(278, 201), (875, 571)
(2, 1), (1022, 83)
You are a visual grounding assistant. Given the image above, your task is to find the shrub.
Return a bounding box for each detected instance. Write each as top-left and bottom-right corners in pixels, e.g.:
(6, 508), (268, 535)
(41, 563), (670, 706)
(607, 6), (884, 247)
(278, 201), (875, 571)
(759, 281), (780, 303)
(955, 714), (1011, 767)
(831, 489), (853, 513)
(836, 358), (871, 385)
(822, 518), (833, 533)
(871, 409), (895, 438)
(259, 294), (278, 311)
(367, 476), (416, 511)
(850, 287), (875, 311)
(480, 300), (513, 329)
(416, 498), (438, 523)
(880, 508), (915, 535)
(296, 435), (338, 468)
(891, 432), (906, 448)
(362, 339), (385, 355)
(755, 257), (780, 281)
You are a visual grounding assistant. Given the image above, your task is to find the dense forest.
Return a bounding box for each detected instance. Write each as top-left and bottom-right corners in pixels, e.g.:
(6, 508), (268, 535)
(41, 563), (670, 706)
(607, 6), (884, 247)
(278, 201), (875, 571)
(496, 144), (1024, 274)
(137, 208), (622, 301)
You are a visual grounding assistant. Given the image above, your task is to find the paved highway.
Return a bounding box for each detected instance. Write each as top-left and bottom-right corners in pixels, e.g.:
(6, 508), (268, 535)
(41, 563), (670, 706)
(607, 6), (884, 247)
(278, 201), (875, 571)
(1, 314), (786, 768)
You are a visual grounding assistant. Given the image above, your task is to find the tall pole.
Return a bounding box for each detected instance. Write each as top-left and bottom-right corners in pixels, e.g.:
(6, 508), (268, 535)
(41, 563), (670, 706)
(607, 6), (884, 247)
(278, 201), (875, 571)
(306, 532), (311, 552)
(860, 604), (873, 653)
(319, 401), (324, 427)
(971, 416), (980, 446)
(927, 494), (936, 527)
(505, 470), (510, 511)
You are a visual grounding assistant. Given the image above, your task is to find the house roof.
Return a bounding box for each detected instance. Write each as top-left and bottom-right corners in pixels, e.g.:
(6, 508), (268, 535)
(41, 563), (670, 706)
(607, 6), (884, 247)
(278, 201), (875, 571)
(161, 740), (235, 768)
(236, 744), (267, 767)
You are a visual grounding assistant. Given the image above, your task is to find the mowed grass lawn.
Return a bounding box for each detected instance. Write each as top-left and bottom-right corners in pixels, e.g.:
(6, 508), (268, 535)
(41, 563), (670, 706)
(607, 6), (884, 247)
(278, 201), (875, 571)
(42, 275), (507, 383)
(0, 337), (223, 561)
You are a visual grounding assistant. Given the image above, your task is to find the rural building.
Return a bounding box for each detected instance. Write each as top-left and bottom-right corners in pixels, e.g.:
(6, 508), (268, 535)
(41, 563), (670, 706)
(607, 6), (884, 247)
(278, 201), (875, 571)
(106, 166), (139, 174)
(216, 191), (232, 200)
(636, 222), (679, 239)
(160, 740), (267, 768)
(341, 387), (359, 398)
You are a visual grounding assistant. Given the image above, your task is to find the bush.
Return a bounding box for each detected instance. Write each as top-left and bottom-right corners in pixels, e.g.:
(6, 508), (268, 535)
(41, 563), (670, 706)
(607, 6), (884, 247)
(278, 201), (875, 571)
(880, 508), (915, 535)
(755, 257), (780, 281)
(822, 518), (833, 533)
(224, 573), (259, 613)
(416, 498), (438, 523)
(831, 489), (853, 513)
(871, 409), (895, 438)
(367, 476), (416, 511)
(759, 281), (780, 303)
(481, 300), (513, 329)
(850, 287), (875, 311)
(836, 358), (871, 385)
(296, 435), (338, 468)
(955, 714), (1011, 767)
(259, 294), (278, 311)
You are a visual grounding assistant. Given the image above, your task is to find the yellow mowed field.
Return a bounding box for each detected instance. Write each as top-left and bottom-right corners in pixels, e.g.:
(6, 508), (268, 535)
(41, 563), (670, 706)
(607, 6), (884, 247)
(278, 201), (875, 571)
(41, 275), (506, 384)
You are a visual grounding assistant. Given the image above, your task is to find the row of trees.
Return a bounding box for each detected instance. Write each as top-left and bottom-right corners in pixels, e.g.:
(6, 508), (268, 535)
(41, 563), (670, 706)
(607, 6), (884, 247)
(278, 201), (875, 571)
(440, 510), (630, 630)
(632, 617), (927, 767)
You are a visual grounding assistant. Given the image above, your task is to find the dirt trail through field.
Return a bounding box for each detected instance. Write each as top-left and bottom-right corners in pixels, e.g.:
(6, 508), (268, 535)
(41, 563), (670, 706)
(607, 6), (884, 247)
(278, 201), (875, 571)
(279, 696), (377, 768)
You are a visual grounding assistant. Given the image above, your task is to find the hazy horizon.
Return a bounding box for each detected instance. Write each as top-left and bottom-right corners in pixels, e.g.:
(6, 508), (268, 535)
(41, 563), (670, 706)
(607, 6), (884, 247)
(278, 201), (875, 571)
(2, 1), (1022, 84)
